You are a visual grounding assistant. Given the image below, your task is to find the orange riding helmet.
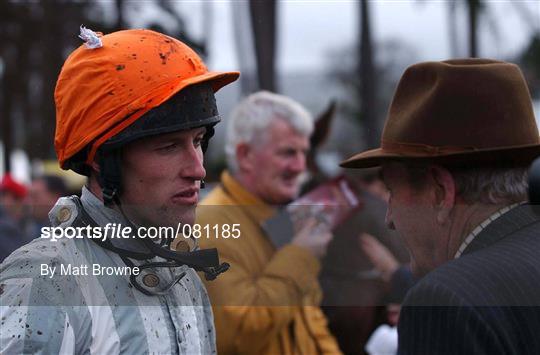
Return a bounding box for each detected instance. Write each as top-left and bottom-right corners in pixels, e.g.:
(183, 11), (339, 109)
(54, 27), (239, 174)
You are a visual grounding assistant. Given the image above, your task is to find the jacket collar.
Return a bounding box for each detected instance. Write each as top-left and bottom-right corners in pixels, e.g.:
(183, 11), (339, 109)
(220, 171), (276, 223)
(80, 185), (129, 227)
(463, 203), (540, 256)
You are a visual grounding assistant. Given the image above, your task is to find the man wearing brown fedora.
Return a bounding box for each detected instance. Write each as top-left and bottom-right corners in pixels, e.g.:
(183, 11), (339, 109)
(342, 59), (540, 354)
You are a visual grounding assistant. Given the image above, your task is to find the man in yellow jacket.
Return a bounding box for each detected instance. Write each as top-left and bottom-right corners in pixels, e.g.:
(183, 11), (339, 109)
(197, 91), (341, 354)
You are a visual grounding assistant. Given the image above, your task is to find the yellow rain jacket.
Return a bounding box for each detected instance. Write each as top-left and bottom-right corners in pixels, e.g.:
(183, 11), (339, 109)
(197, 171), (341, 355)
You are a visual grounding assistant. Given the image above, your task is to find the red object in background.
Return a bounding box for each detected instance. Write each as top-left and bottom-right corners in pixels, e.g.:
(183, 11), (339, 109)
(0, 174), (28, 199)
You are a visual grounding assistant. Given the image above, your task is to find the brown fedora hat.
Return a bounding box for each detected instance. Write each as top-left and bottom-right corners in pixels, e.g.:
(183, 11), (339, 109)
(341, 58), (540, 169)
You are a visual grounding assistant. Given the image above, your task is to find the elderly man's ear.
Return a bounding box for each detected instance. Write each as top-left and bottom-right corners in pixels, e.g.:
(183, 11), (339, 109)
(236, 143), (255, 173)
(429, 165), (456, 225)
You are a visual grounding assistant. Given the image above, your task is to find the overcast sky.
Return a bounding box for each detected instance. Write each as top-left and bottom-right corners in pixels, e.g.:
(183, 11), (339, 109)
(198, 0), (540, 72)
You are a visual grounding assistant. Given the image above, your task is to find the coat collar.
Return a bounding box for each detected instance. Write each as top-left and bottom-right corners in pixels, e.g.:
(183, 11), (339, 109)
(462, 203), (540, 256)
(220, 171), (276, 223)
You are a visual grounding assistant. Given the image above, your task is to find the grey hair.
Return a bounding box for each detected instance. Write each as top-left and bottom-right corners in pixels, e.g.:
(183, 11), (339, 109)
(225, 91), (314, 173)
(451, 167), (528, 205)
(404, 164), (528, 205)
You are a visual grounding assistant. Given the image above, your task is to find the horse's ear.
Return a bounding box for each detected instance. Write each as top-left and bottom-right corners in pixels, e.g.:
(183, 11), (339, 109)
(311, 100), (337, 149)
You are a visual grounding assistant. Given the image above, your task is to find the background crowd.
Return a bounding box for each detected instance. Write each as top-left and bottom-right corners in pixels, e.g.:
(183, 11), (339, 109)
(0, 173), (69, 260)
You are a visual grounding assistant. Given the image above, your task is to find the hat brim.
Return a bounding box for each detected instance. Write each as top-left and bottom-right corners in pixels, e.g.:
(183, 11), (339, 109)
(340, 143), (540, 169)
(181, 70), (240, 93)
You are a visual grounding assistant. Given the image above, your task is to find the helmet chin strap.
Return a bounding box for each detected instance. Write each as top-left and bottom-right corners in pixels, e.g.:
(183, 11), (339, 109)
(118, 188), (229, 280)
(97, 149), (122, 207)
(91, 121), (229, 291)
(94, 149), (228, 288)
